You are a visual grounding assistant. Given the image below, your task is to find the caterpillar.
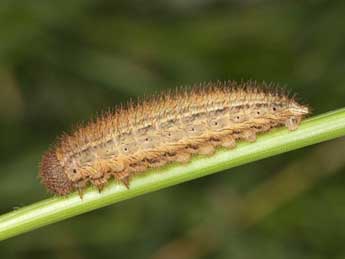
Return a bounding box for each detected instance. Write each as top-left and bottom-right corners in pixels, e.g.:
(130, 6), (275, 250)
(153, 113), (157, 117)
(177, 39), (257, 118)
(39, 81), (310, 197)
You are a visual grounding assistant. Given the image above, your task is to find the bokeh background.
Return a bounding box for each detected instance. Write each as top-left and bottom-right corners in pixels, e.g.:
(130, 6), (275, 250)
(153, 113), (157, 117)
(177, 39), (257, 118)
(1, 1), (345, 258)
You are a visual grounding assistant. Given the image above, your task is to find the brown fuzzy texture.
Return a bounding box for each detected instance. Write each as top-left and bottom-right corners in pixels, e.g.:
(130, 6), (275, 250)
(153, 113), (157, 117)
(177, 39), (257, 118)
(39, 81), (310, 196)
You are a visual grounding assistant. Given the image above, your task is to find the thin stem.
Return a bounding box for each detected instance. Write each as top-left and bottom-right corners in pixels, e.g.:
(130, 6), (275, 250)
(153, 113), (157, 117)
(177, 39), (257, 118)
(1, 108), (345, 241)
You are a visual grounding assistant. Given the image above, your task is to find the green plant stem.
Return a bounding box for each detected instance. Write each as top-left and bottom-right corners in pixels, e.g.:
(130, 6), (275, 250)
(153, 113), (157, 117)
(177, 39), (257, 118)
(1, 108), (345, 241)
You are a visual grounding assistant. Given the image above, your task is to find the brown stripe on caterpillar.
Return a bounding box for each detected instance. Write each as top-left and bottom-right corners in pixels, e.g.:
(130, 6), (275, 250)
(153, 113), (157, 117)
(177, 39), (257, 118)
(39, 80), (310, 197)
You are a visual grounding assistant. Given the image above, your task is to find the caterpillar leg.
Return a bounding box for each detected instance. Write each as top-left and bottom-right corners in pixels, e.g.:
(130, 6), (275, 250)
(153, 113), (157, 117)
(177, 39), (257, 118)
(148, 158), (169, 168)
(210, 138), (222, 147)
(197, 144), (215, 155)
(175, 152), (192, 163)
(74, 179), (88, 199)
(220, 135), (236, 149)
(114, 171), (131, 189)
(285, 116), (301, 131)
(129, 162), (147, 172)
(109, 160), (125, 172)
(77, 188), (84, 199)
(183, 144), (200, 154)
(242, 129), (257, 142)
(91, 177), (108, 193)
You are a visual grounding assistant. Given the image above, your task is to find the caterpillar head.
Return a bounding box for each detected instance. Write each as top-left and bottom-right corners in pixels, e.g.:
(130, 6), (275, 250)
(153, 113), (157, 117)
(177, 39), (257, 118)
(39, 149), (73, 195)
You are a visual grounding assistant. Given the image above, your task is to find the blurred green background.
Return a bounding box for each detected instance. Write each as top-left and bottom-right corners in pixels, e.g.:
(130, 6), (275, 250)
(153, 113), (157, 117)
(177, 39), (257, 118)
(1, 1), (345, 258)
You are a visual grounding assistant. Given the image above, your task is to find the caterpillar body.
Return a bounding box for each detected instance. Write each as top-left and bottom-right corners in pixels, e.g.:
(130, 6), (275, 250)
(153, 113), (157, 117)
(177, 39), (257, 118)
(39, 81), (310, 196)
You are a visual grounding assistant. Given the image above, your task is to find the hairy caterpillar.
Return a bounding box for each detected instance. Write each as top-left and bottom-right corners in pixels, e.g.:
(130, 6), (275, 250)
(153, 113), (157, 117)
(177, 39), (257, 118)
(39, 81), (310, 197)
